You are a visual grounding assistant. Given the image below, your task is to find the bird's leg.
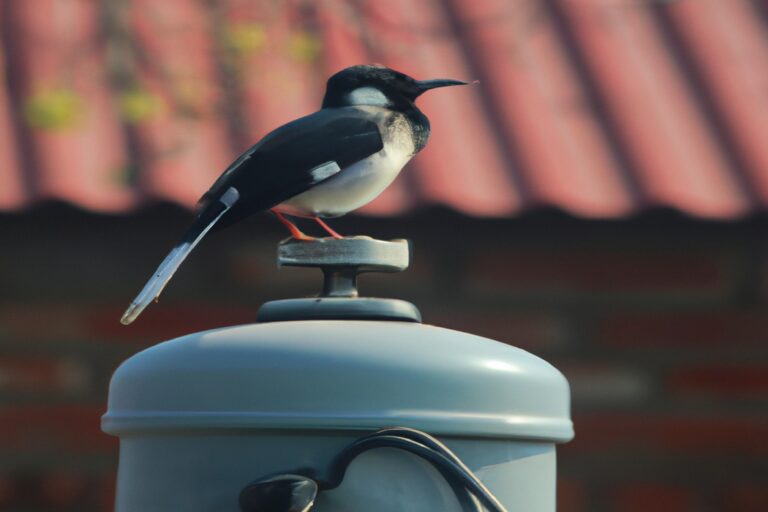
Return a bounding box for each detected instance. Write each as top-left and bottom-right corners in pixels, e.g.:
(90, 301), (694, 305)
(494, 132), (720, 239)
(314, 217), (344, 239)
(271, 209), (315, 241)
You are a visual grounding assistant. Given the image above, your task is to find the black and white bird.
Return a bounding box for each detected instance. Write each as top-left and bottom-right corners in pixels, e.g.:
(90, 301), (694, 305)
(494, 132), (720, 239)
(121, 65), (469, 325)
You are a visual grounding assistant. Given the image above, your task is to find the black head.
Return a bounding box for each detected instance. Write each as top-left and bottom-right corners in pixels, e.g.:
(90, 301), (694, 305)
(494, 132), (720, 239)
(322, 65), (468, 110)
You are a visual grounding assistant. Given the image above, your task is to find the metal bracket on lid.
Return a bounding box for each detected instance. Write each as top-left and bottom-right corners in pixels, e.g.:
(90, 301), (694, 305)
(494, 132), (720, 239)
(257, 237), (421, 323)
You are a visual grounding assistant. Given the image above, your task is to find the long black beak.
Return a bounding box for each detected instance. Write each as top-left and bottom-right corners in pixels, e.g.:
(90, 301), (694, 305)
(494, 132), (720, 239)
(416, 78), (470, 94)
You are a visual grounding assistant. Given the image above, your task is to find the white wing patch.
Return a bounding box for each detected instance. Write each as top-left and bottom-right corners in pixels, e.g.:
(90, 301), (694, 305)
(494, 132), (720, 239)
(346, 87), (391, 107)
(310, 161), (341, 182)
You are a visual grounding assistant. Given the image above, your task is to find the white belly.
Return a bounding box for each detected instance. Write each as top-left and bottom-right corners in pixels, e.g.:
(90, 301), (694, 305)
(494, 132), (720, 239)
(275, 141), (413, 217)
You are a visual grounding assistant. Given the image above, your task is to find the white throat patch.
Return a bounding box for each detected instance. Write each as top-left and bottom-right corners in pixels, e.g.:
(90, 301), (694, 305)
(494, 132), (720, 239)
(346, 86), (391, 107)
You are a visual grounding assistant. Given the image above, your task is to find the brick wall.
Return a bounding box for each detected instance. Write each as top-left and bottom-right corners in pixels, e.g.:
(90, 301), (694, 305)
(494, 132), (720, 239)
(1, 204), (766, 511)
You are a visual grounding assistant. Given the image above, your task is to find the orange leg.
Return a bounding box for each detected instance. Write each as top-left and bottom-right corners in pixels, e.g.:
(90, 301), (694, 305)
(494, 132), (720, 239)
(271, 209), (315, 241)
(315, 217), (343, 239)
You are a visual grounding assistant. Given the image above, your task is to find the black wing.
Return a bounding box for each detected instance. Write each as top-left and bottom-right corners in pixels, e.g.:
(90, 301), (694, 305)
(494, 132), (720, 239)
(198, 107), (383, 227)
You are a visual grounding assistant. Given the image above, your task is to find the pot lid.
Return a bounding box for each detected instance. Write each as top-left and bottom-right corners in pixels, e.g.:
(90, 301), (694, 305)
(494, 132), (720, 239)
(102, 320), (573, 442)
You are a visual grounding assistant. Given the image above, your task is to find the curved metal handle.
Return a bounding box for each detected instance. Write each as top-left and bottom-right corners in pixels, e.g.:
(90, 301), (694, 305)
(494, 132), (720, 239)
(239, 427), (508, 512)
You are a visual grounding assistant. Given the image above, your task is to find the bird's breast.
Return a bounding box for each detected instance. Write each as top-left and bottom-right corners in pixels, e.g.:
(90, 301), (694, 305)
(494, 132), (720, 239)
(276, 132), (414, 218)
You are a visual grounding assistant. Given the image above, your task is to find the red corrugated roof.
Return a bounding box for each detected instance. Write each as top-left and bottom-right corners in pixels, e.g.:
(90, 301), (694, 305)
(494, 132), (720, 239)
(1, 0), (767, 218)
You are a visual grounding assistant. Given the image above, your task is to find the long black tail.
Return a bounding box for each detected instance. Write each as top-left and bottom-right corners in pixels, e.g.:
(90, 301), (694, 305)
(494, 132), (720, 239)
(120, 187), (240, 325)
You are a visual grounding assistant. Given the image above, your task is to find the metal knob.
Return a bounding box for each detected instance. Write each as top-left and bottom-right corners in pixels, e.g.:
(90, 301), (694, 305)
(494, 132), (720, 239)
(257, 237), (421, 323)
(278, 236), (410, 298)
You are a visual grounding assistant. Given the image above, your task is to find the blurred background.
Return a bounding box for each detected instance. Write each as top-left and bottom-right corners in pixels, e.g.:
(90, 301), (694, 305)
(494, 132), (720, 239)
(1, 0), (767, 510)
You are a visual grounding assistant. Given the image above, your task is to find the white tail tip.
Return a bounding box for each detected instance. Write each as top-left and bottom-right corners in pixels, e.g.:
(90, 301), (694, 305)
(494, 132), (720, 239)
(121, 302), (147, 325)
(119, 243), (189, 325)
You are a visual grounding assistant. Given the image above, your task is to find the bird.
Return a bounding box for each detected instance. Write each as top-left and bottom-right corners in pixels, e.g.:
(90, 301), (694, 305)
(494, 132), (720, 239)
(121, 64), (469, 325)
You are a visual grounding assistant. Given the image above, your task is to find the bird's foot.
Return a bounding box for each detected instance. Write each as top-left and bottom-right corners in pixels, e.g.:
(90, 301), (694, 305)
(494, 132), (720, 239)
(292, 232), (318, 242)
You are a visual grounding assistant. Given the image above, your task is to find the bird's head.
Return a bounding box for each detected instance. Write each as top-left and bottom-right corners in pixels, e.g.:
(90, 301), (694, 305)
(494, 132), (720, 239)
(321, 65), (469, 110)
